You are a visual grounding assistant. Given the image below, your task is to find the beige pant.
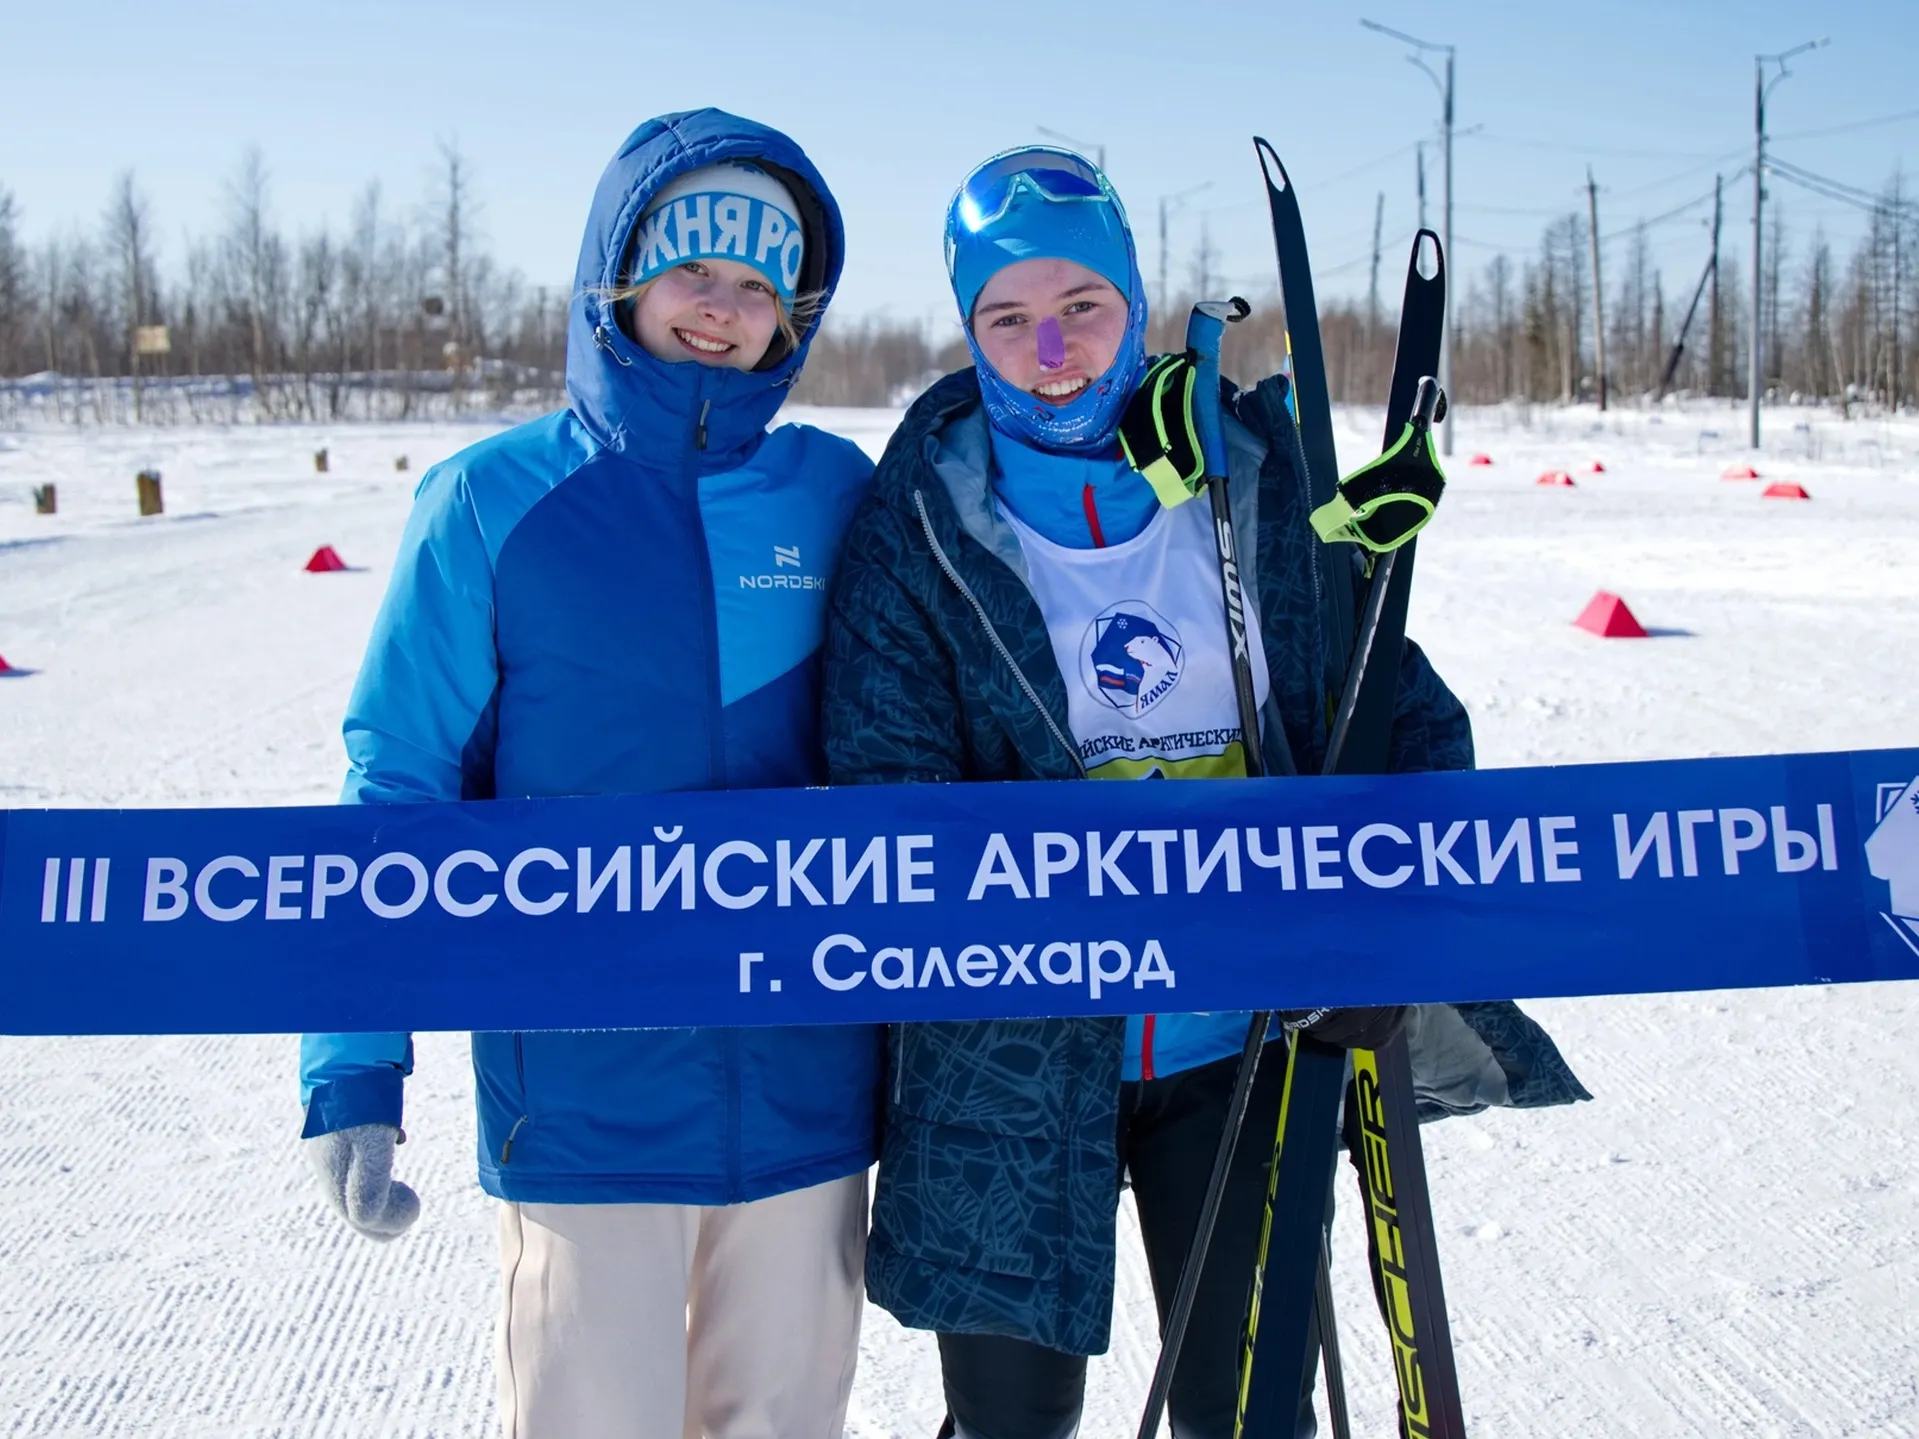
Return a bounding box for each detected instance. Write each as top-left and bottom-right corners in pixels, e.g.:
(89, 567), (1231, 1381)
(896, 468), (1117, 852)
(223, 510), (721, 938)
(495, 1172), (868, 1439)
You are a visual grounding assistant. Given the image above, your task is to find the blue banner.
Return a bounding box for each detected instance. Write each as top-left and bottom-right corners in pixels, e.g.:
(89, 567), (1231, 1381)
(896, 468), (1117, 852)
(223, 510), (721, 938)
(3, 748), (1917, 1036)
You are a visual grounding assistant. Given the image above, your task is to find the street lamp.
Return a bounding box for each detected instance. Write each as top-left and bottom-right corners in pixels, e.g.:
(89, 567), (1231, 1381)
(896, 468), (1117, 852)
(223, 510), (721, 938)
(1035, 126), (1106, 172)
(1158, 181), (1213, 316)
(1362, 17), (1455, 454)
(1750, 38), (1828, 449)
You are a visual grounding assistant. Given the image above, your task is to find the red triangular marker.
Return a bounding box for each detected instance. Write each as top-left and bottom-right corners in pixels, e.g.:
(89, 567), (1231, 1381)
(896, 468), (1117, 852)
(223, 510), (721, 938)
(1574, 591), (1648, 638)
(1584, 460), (1606, 473)
(1722, 463), (1761, 480)
(0, 652), (12, 674)
(1762, 482), (1810, 500)
(1537, 470), (1576, 487)
(305, 545), (348, 573)
(1468, 453), (1494, 466)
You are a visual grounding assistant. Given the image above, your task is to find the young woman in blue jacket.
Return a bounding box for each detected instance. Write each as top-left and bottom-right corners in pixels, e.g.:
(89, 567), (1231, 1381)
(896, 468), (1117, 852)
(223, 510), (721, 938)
(821, 147), (1587, 1439)
(298, 111), (880, 1439)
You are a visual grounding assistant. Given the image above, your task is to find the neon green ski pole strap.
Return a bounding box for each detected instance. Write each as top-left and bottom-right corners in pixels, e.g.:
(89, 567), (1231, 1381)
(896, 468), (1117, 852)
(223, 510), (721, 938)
(1310, 383), (1448, 552)
(1118, 353), (1206, 508)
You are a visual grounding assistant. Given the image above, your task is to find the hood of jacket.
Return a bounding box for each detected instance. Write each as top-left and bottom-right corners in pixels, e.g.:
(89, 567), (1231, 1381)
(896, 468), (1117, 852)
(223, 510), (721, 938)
(564, 108), (845, 474)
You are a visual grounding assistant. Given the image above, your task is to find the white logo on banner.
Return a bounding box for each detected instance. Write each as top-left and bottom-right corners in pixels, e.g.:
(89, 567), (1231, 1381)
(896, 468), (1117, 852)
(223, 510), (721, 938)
(1867, 777), (1919, 957)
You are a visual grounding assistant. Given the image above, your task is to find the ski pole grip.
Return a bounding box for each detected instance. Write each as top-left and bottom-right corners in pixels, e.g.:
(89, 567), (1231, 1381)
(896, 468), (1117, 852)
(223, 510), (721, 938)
(1183, 298), (1249, 479)
(1413, 375), (1444, 429)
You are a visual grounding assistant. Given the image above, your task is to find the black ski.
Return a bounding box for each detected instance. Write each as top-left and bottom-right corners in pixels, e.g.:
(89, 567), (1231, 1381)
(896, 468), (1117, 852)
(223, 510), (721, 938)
(1233, 1030), (1348, 1437)
(1334, 222), (1469, 1439)
(1236, 145), (1462, 1438)
(1332, 229), (1446, 777)
(1346, 1031), (1466, 1439)
(1254, 139), (1353, 698)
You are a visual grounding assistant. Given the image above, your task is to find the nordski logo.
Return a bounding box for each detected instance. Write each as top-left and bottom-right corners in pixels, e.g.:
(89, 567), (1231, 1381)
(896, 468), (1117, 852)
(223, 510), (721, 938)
(740, 544), (823, 590)
(1867, 776), (1919, 958)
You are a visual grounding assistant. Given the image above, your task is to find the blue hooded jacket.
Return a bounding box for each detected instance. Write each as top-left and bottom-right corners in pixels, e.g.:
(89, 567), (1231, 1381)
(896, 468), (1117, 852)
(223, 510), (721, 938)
(299, 110), (882, 1206)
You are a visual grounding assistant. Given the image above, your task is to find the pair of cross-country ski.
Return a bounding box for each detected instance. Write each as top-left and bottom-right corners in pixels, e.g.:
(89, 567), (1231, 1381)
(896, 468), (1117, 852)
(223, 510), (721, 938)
(1127, 137), (1464, 1439)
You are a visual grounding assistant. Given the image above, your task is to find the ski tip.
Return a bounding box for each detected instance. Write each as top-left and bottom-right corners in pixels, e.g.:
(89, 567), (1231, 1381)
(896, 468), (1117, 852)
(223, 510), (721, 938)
(1252, 137), (1290, 190)
(1412, 231), (1444, 283)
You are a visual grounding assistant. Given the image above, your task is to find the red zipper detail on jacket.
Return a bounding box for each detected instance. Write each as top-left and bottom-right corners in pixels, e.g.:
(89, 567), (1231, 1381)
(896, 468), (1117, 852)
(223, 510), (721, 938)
(1140, 1014), (1157, 1081)
(1081, 484), (1108, 548)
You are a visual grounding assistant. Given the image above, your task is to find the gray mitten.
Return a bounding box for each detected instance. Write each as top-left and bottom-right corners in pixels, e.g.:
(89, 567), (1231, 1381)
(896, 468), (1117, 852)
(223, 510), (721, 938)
(306, 1123), (421, 1241)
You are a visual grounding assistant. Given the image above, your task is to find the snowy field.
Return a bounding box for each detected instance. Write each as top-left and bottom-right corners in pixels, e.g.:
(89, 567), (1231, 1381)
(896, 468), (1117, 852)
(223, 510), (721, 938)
(2, 401), (1917, 1437)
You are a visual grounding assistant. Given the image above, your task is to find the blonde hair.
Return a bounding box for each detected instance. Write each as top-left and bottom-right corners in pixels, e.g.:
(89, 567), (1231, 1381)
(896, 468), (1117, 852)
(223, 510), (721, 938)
(601, 274), (826, 360)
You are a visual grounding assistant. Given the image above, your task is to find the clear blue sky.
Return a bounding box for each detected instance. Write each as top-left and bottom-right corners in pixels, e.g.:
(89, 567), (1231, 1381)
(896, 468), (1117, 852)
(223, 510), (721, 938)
(4, 0), (1915, 328)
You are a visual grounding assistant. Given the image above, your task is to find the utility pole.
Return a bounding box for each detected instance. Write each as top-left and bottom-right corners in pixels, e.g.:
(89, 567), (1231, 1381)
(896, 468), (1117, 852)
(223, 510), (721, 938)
(1368, 191), (1386, 330)
(1416, 144), (1428, 231)
(1709, 175), (1723, 395)
(1751, 38), (1828, 448)
(1158, 181), (1212, 319)
(1158, 200), (1170, 319)
(1892, 177), (1904, 409)
(1587, 167), (1607, 410)
(1363, 18), (1455, 453)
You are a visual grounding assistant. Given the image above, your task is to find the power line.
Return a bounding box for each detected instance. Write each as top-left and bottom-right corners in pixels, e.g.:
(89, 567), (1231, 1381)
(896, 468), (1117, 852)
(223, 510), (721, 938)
(1768, 156), (1919, 214)
(1769, 166), (1909, 216)
(1600, 180), (1745, 244)
(1607, 150), (1751, 201)
(1312, 229), (1419, 281)
(1772, 106), (1919, 142)
(1306, 141), (1425, 195)
(1768, 157), (1884, 204)
(1467, 132), (1736, 162)
(1447, 232), (1530, 254)
(1458, 201), (1566, 218)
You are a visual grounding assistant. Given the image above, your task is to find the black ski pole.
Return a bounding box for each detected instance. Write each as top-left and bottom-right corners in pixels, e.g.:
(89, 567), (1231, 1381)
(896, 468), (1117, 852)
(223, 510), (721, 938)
(1134, 295), (1270, 1439)
(1315, 1232), (1352, 1439)
(1138, 1010), (1272, 1439)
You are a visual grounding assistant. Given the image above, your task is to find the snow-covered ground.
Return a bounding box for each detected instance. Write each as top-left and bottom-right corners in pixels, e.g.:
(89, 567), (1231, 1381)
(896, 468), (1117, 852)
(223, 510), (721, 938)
(1, 402), (1916, 1437)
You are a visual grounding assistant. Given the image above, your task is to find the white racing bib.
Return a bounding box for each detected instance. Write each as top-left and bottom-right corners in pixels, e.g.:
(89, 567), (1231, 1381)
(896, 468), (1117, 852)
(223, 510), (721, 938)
(1005, 502), (1269, 780)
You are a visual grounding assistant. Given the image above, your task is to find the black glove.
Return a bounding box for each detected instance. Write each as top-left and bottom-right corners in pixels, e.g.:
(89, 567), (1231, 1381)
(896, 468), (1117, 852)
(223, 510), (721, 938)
(1281, 1005), (1408, 1051)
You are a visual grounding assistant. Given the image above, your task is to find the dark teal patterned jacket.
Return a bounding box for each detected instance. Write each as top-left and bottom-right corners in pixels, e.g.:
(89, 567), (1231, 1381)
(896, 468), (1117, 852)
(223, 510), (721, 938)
(822, 368), (1590, 1357)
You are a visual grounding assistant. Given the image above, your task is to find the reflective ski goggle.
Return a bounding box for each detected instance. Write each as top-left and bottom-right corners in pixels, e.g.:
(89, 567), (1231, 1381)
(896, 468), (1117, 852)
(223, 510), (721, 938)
(950, 148), (1112, 236)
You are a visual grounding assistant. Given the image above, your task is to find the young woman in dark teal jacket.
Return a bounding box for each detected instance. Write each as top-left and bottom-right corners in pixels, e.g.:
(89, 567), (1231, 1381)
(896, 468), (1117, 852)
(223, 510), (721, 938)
(821, 147), (1587, 1439)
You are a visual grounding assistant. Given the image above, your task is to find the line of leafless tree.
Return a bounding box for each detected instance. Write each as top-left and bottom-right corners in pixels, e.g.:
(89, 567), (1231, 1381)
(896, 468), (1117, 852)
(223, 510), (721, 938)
(2, 154), (1913, 420)
(793, 176), (1919, 415)
(1261, 175), (1918, 415)
(0, 146), (564, 425)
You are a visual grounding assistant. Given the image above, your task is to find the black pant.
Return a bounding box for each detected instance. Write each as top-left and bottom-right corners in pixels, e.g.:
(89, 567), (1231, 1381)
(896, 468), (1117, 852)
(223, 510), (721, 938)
(939, 1042), (1322, 1439)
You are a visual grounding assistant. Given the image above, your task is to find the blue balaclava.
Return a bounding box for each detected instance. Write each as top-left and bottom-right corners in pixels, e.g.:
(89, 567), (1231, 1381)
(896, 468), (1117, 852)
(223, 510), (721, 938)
(945, 146), (1149, 452)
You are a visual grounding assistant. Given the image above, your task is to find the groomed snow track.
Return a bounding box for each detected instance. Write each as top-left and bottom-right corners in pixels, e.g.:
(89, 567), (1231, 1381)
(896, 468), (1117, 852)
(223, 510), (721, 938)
(2, 406), (1915, 1437)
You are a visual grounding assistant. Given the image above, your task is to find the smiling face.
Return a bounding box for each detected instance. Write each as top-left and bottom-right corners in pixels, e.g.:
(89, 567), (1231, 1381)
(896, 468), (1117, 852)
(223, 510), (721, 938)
(970, 257), (1128, 405)
(628, 257), (782, 371)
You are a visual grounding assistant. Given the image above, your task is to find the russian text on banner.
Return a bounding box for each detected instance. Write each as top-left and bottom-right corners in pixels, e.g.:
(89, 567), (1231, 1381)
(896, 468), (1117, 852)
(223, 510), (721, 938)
(2, 748), (1916, 1036)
